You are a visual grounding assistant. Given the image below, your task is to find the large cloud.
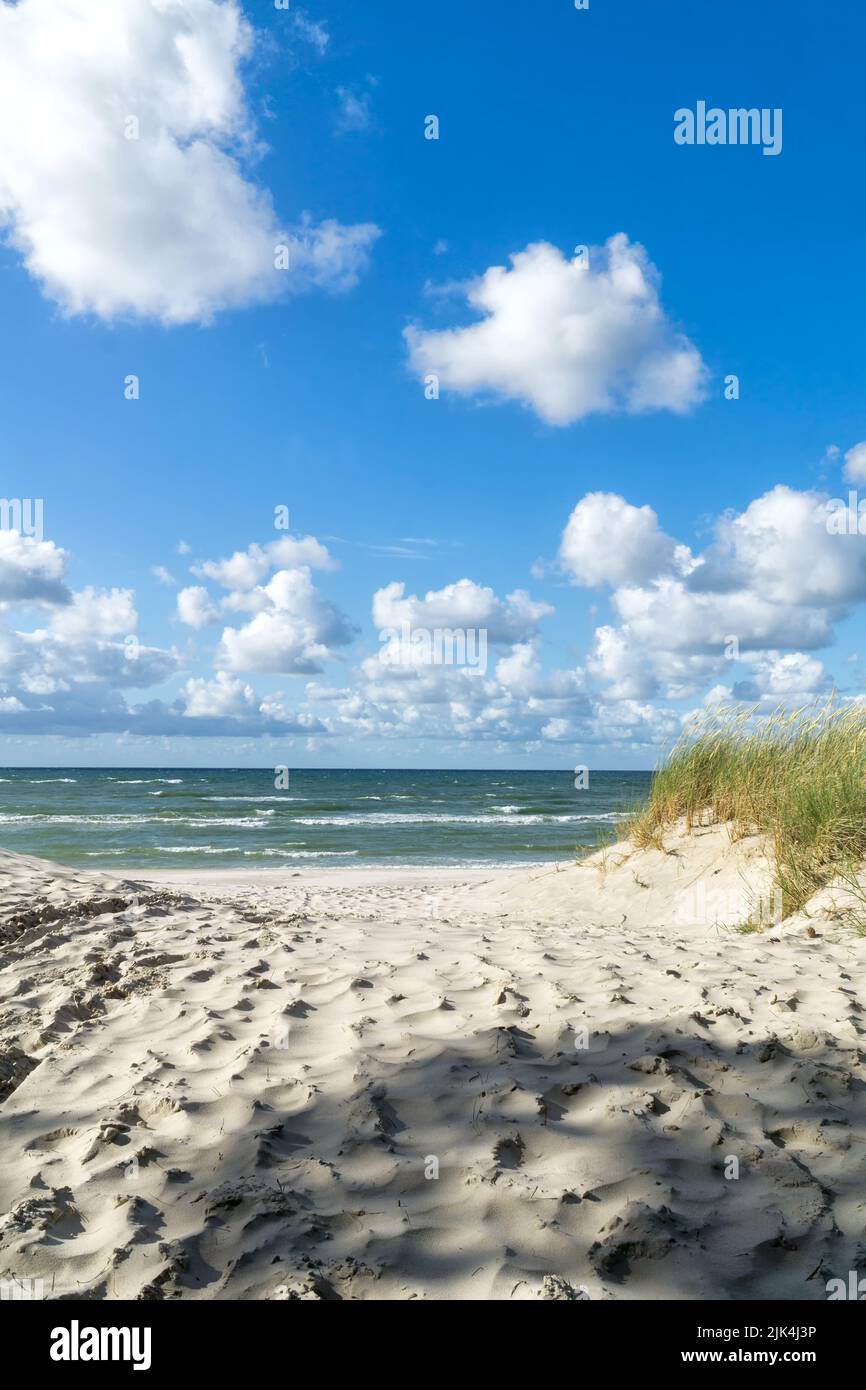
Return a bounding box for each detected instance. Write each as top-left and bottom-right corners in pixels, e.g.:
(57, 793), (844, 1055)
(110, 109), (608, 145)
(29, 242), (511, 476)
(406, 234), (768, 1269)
(705, 485), (866, 606)
(216, 567), (356, 674)
(0, 585), (180, 694)
(572, 484), (866, 704)
(0, 0), (379, 323)
(559, 493), (681, 587)
(405, 235), (707, 426)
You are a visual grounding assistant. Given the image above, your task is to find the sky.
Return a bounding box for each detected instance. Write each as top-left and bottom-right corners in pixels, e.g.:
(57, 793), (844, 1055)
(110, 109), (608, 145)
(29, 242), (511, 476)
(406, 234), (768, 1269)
(0, 0), (865, 769)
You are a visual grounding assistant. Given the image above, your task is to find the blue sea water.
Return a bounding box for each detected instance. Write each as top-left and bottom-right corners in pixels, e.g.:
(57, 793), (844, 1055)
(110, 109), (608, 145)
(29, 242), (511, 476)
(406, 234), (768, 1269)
(0, 768), (651, 871)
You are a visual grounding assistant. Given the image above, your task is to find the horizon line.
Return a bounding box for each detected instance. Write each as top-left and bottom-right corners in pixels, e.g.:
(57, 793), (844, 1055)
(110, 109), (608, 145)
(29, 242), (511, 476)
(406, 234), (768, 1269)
(0, 765), (656, 774)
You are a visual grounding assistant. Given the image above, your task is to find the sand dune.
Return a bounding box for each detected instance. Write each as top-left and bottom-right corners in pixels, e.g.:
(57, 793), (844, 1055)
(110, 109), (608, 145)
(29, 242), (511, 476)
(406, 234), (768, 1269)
(1, 827), (865, 1301)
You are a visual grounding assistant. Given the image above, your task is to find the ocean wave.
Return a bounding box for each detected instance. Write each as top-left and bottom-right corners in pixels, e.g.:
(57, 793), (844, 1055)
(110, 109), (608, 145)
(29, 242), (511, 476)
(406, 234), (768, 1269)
(203, 796), (302, 802)
(243, 849), (359, 858)
(154, 846), (243, 854)
(292, 811), (624, 827)
(0, 814), (278, 827)
(0, 814), (159, 825)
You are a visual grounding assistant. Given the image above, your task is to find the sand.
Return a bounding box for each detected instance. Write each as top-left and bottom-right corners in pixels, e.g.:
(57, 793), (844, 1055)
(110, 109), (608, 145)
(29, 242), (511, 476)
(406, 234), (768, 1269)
(1, 824), (865, 1301)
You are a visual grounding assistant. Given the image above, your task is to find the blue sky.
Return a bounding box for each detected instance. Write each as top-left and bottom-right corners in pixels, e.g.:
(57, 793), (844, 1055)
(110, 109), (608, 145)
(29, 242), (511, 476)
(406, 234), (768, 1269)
(1, 0), (865, 768)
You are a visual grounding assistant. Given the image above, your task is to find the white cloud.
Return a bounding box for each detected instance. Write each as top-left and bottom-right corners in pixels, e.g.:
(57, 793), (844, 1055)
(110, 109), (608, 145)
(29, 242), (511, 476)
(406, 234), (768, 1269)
(6, 483), (859, 756)
(844, 441), (866, 483)
(152, 565), (176, 586)
(48, 587), (137, 640)
(196, 544), (271, 591)
(335, 86), (372, 134)
(405, 234), (707, 426)
(183, 670), (255, 717)
(291, 11), (329, 54)
(0, 0), (379, 324)
(216, 566), (354, 674)
(372, 579), (552, 643)
(568, 484), (866, 706)
(194, 534), (336, 589)
(733, 652), (830, 704)
(0, 529), (69, 604)
(559, 493), (680, 587)
(177, 585), (221, 629)
(541, 717), (571, 741)
(587, 625), (659, 701)
(1, 617), (178, 693)
(708, 485), (866, 607)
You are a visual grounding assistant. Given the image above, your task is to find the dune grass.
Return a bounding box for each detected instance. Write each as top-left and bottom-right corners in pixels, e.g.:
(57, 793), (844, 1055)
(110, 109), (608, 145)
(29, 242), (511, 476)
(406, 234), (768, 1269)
(627, 700), (866, 918)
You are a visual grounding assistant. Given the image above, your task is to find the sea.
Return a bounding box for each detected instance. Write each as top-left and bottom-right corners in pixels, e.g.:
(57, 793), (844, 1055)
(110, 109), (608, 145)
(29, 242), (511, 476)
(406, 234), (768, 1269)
(0, 768), (651, 872)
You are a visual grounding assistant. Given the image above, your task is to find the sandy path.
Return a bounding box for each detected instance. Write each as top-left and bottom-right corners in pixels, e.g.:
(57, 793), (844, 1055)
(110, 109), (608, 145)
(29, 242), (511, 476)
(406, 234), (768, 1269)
(1, 835), (865, 1301)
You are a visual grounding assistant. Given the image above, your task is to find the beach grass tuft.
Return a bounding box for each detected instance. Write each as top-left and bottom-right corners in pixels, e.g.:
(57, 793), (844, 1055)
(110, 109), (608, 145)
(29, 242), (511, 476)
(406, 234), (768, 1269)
(628, 699), (866, 918)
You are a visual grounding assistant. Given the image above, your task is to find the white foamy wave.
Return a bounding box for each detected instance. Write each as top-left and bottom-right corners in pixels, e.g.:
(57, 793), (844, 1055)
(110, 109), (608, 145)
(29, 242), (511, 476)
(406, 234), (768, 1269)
(293, 811), (623, 827)
(243, 849), (359, 858)
(154, 846), (243, 855)
(0, 813), (159, 825)
(203, 796), (302, 803)
(0, 813), (276, 827)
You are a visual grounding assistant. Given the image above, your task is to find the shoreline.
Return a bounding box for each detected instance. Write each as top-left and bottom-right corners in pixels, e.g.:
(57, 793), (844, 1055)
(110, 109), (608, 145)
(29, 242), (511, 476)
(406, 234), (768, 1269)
(135, 863), (526, 890)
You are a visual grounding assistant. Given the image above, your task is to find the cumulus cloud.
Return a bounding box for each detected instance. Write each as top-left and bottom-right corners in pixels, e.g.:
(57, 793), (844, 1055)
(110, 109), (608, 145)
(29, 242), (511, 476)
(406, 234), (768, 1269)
(372, 579), (552, 643)
(570, 483), (866, 706)
(704, 486), (866, 607)
(48, 587), (137, 640)
(216, 566), (355, 674)
(177, 586), (221, 629)
(732, 652), (830, 704)
(405, 234), (707, 426)
(0, 0), (379, 324)
(0, 529), (70, 605)
(301, 583), (589, 749)
(0, 517), (345, 740)
(194, 535), (337, 590)
(844, 442), (866, 482)
(183, 670), (255, 717)
(559, 493), (681, 587)
(0, 607), (179, 694)
(8, 485), (857, 755)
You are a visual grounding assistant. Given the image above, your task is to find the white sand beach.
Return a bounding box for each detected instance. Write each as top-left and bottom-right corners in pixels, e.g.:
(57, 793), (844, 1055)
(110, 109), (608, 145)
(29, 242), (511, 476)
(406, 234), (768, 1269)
(1, 826), (865, 1301)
